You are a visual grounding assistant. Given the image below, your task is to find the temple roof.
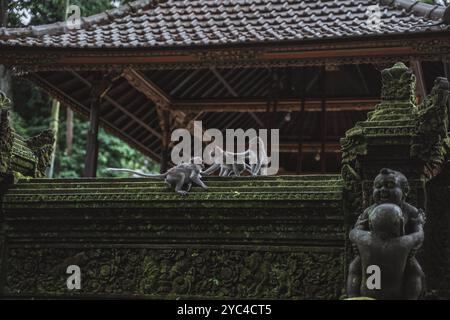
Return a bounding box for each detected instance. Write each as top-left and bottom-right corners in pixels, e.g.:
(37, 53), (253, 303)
(0, 0), (449, 49)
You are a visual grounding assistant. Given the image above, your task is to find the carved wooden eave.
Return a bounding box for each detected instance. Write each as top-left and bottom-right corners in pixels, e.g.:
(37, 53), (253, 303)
(172, 98), (380, 113)
(1, 33), (450, 73)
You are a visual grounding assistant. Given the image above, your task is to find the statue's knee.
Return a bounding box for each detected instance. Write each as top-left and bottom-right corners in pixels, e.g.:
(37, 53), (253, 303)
(348, 256), (362, 274)
(406, 258), (425, 278)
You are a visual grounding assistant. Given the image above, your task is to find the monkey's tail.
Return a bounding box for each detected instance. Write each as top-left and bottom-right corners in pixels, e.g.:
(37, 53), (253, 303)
(107, 168), (166, 179)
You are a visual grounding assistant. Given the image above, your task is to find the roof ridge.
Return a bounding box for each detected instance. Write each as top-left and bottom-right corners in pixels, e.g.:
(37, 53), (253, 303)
(0, 0), (164, 38)
(380, 0), (450, 24)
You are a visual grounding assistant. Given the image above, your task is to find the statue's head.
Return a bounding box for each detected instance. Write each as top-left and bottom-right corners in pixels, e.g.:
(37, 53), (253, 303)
(373, 168), (409, 205)
(369, 204), (405, 239)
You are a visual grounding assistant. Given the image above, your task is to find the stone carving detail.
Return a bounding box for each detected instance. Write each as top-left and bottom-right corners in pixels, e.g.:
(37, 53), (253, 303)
(380, 62), (416, 102)
(412, 77), (450, 175)
(341, 62), (450, 218)
(347, 169), (426, 300)
(0, 91), (13, 176)
(4, 248), (344, 299)
(195, 49), (264, 63)
(0, 90), (55, 181)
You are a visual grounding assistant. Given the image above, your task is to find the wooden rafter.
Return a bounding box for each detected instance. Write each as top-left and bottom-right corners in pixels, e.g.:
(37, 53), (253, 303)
(355, 65), (370, 95)
(122, 68), (171, 107)
(279, 142), (341, 153)
(28, 73), (162, 162)
(210, 67), (239, 97)
(71, 70), (163, 140)
(171, 98), (378, 113)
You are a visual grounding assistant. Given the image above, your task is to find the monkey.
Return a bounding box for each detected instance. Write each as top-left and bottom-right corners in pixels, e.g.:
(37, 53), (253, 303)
(248, 136), (271, 176)
(107, 157), (208, 195)
(202, 137), (271, 177)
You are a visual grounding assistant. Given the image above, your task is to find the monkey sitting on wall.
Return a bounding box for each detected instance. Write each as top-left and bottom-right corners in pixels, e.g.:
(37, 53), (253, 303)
(202, 137), (271, 177)
(107, 157), (207, 195)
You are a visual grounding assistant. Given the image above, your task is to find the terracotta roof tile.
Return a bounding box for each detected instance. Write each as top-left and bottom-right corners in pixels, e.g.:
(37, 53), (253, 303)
(0, 0), (449, 49)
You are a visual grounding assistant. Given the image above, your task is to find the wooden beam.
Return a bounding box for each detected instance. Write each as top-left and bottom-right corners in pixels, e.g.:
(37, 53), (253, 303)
(55, 45), (417, 67)
(84, 97), (100, 177)
(210, 67), (239, 97)
(84, 75), (113, 178)
(203, 69), (240, 98)
(104, 96), (162, 139)
(355, 65), (370, 95)
(122, 67), (190, 126)
(123, 67), (201, 168)
(172, 98), (378, 113)
(410, 59), (427, 103)
(170, 69), (203, 96)
(297, 68), (306, 174)
(156, 106), (171, 173)
(279, 142), (341, 153)
(320, 66), (327, 173)
(122, 68), (171, 106)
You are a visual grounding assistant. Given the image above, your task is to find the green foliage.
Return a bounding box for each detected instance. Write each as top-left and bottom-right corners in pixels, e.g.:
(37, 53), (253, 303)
(53, 113), (158, 178)
(7, 0), (159, 178)
(420, 0), (449, 5)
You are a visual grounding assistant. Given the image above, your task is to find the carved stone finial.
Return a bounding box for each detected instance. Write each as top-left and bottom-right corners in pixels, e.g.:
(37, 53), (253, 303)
(0, 90), (12, 109)
(0, 92), (55, 180)
(381, 62), (416, 103)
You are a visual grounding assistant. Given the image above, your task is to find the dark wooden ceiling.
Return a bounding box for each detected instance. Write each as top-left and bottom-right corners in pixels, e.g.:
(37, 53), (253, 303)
(27, 61), (448, 174)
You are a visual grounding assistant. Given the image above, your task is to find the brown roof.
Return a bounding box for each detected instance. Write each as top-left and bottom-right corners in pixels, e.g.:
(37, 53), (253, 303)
(0, 0), (449, 49)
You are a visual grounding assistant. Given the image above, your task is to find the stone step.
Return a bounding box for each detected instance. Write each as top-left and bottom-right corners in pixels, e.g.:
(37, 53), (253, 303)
(5, 185), (342, 195)
(12, 176), (342, 189)
(368, 114), (415, 121)
(368, 107), (416, 116)
(356, 119), (415, 127)
(2, 191), (343, 206)
(362, 125), (416, 136)
(22, 175), (341, 183)
(11, 180), (342, 190)
(374, 102), (417, 110)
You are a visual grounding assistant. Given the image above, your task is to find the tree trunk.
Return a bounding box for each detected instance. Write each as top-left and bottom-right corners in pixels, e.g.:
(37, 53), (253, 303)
(0, 0), (8, 27)
(48, 99), (60, 178)
(66, 108), (73, 155)
(63, 0), (74, 156)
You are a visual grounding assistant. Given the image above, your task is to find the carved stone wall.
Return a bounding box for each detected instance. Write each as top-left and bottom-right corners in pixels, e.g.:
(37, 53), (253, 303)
(0, 176), (346, 299)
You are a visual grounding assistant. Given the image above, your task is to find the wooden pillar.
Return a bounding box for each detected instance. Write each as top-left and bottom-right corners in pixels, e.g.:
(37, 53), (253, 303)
(157, 106), (171, 173)
(410, 59), (427, 103)
(84, 100), (100, 177)
(297, 67), (306, 174)
(320, 66), (327, 173)
(83, 77), (109, 178)
(66, 108), (74, 155)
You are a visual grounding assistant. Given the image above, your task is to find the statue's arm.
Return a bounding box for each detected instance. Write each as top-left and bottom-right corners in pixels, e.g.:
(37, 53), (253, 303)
(354, 207), (371, 230)
(401, 224), (424, 249)
(406, 205), (425, 233)
(349, 228), (371, 245)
